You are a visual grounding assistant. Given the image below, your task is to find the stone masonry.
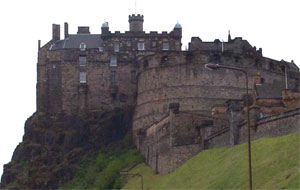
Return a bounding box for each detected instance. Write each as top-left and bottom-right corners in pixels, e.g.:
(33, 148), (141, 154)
(36, 14), (300, 173)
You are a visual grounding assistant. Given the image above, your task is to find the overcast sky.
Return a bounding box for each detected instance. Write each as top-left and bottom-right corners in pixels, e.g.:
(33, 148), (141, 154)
(0, 0), (299, 178)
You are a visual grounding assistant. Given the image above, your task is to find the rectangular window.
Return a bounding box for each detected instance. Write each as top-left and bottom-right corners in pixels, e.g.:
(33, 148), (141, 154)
(152, 41), (157, 48)
(131, 70), (137, 83)
(110, 71), (116, 83)
(79, 56), (87, 66)
(80, 72), (87, 83)
(99, 46), (104, 52)
(162, 43), (169, 50)
(110, 56), (117, 66)
(138, 42), (145, 51)
(114, 43), (119, 52)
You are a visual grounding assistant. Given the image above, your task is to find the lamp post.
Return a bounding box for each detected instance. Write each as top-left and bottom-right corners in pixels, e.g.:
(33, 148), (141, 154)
(120, 172), (144, 190)
(205, 63), (253, 190)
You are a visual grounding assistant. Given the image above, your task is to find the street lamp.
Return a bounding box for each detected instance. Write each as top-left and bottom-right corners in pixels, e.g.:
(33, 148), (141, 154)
(205, 63), (253, 190)
(120, 171), (144, 190)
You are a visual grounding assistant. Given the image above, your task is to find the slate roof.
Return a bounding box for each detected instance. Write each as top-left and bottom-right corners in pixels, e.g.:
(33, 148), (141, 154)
(51, 34), (103, 50)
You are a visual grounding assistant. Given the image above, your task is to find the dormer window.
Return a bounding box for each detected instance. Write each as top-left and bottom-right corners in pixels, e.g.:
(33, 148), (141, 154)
(80, 43), (86, 51)
(110, 56), (117, 66)
(163, 43), (169, 51)
(138, 42), (145, 51)
(79, 56), (87, 66)
(114, 43), (120, 52)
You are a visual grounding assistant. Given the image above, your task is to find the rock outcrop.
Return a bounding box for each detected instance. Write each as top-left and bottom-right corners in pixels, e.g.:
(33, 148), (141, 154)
(0, 106), (134, 189)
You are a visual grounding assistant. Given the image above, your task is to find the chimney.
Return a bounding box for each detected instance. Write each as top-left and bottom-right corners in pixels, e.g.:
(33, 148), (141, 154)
(38, 40), (41, 50)
(64, 22), (69, 38)
(52, 24), (60, 42)
(77, 26), (90, 34)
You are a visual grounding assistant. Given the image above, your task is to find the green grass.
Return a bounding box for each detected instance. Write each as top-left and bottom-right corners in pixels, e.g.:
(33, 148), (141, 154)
(122, 132), (300, 189)
(60, 134), (145, 190)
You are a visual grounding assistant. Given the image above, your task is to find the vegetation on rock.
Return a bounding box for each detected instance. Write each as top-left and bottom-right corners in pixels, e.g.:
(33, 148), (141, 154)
(60, 135), (144, 189)
(0, 106), (137, 189)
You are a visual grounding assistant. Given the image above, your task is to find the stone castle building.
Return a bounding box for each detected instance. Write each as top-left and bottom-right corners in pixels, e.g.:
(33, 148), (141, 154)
(37, 14), (300, 173)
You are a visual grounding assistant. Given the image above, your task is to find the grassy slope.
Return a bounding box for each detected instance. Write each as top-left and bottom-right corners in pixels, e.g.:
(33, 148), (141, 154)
(59, 134), (145, 190)
(123, 132), (300, 189)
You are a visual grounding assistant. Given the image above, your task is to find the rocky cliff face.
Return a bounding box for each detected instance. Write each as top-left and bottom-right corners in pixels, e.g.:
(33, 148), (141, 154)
(0, 106), (134, 189)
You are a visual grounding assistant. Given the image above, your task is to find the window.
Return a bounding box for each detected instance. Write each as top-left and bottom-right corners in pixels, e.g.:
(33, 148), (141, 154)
(138, 42), (145, 51)
(110, 71), (116, 83)
(162, 43), (169, 51)
(152, 41), (157, 48)
(131, 70), (137, 83)
(99, 46), (104, 52)
(161, 56), (168, 64)
(143, 60), (149, 69)
(79, 56), (87, 66)
(80, 43), (86, 51)
(114, 43), (119, 52)
(80, 72), (87, 83)
(110, 56), (117, 66)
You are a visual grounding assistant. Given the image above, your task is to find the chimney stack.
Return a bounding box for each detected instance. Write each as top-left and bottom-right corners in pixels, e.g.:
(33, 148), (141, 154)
(64, 22), (69, 38)
(77, 26), (90, 34)
(52, 24), (60, 42)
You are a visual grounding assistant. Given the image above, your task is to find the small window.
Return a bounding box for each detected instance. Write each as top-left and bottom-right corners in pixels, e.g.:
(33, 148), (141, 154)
(80, 72), (87, 83)
(162, 43), (169, 51)
(138, 42), (145, 51)
(127, 41), (131, 47)
(80, 43), (86, 51)
(152, 41), (157, 48)
(99, 46), (104, 52)
(110, 56), (117, 66)
(79, 56), (87, 66)
(143, 60), (149, 69)
(131, 70), (137, 83)
(110, 71), (116, 83)
(114, 43), (119, 52)
(161, 56), (168, 64)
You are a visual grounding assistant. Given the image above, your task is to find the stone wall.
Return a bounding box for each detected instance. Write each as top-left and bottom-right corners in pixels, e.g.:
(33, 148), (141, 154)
(37, 19), (182, 115)
(204, 108), (299, 151)
(238, 108), (300, 142)
(133, 50), (298, 136)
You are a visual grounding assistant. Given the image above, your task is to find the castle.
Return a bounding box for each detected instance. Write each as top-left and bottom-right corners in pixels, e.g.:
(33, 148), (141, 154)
(37, 14), (300, 173)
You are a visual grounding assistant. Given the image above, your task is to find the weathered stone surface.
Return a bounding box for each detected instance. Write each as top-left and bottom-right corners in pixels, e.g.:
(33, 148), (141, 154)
(0, 107), (134, 189)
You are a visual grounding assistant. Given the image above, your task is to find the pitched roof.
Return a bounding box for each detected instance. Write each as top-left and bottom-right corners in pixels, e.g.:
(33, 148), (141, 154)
(51, 34), (103, 50)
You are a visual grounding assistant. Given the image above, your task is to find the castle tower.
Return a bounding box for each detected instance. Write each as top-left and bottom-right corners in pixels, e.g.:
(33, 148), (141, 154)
(172, 21), (182, 37)
(129, 14), (144, 32)
(101, 21), (109, 34)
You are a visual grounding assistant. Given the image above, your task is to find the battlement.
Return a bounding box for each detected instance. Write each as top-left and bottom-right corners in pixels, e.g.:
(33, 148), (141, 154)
(188, 36), (261, 56)
(129, 14), (144, 21)
(129, 14), (144, 32)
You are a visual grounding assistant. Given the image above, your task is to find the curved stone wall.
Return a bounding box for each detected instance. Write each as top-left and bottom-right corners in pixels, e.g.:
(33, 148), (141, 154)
(133, 51), (298, 132)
